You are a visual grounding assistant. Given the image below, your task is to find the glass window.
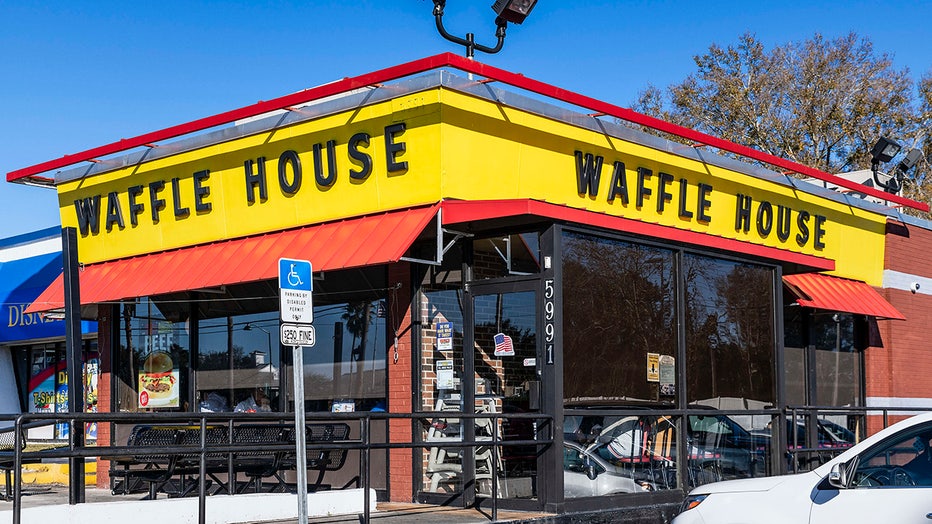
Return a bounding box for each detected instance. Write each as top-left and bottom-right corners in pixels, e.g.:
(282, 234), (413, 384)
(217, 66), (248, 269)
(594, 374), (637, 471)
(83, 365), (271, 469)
(282, 298), (388, 413)
(197, 313), (280, 413)
(418, 263), (467, 494)
(11, 341), (98, 440)
(783, 307), (863, 407)
(814, 314), (861, 408)
(115, 298), (191, 412)
(684, 254), (776, 408)
(22, 344), (65, 438)
(686, 413), (768, 482)
(473, 289), (538, 499)
(783, 346), (806, 406)
(472, 232), (541, 280)
(562, 231), (677, 405)
(563, 413), (677, 496)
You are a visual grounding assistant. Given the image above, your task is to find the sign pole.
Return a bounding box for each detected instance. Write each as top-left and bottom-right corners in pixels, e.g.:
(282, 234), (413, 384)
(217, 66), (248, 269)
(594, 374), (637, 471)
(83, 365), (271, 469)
(278, 257), (314, 524)
(292, 345), (308, 524)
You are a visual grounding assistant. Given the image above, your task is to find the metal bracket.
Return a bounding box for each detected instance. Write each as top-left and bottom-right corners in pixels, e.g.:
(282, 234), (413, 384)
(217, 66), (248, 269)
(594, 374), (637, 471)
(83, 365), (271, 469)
(399, 208), (473, 266)
(442, 227), (472, 256)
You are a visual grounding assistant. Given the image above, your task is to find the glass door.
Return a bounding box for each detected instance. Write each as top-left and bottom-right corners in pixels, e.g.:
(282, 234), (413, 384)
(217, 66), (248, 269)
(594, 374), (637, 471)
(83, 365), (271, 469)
(470, 283), (540, 501)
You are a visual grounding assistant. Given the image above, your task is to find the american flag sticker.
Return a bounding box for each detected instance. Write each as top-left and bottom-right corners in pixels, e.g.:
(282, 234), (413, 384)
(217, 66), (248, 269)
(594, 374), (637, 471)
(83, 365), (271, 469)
(493, 333), (515, 356)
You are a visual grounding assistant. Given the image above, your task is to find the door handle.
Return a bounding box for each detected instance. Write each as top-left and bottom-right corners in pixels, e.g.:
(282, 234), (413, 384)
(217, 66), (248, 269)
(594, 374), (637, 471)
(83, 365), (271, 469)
(926, 514), (932, 519)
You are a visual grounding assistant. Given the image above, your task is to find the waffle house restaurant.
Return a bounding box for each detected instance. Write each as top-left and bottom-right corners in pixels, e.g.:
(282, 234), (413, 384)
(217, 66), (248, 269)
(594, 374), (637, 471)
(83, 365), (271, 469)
(10, 55), (920, 515)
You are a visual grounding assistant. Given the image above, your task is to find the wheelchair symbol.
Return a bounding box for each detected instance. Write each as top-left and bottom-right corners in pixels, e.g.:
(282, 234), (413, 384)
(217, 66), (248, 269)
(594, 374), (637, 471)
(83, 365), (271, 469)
(287, 263), (304, 287)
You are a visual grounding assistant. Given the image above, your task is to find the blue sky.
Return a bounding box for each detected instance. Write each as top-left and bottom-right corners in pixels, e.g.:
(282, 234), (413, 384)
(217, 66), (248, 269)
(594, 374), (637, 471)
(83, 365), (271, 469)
(2, 1), (931, 240)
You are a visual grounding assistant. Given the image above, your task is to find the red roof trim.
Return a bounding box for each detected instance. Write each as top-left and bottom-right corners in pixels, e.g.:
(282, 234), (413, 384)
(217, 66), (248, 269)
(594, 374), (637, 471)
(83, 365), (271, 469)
(25, 205), (438, 313)
(8, 53), (926, 212)
(783, 273), (905, 320)
(441, 199), (835, 271)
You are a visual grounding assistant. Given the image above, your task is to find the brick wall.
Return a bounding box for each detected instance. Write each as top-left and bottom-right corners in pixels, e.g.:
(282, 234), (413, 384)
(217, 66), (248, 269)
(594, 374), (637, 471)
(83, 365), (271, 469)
(884, 221), (932, 276)
(864, 221), (932, 433)
(95, 308), (112, 488)
(386, 263), (414, 501)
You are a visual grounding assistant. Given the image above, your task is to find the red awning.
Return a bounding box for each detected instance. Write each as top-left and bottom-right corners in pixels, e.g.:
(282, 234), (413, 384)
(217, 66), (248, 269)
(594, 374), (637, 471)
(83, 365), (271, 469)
(783, 273), (905, 320)
(26, 206), (438, 313)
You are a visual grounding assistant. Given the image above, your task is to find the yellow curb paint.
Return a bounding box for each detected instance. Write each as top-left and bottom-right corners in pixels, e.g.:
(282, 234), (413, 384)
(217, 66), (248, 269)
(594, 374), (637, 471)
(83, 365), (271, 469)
(1, 461), (96, 486)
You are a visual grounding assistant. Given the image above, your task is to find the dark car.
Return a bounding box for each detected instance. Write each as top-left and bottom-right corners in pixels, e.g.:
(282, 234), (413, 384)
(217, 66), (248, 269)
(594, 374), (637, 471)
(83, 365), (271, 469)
(749, 416), (857, 471)
(685, 412), (770, 481)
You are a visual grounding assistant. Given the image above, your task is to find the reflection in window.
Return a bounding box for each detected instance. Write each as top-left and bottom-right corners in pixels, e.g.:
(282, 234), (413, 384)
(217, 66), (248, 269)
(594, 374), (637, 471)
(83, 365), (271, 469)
(11, 341), (98, 440)
(418, 262), (466, 494)
(562, 232), (676, 404)
(813, 314), (861, 407)
(115, 298), (190, 412)
(472, 232), (541, 280)
(283, 299), (388, 413)
(197, 313), (280, 413)
(563, 414), (676, 497)
(684, 254), (775, 407)
(783, 305), (863, 408)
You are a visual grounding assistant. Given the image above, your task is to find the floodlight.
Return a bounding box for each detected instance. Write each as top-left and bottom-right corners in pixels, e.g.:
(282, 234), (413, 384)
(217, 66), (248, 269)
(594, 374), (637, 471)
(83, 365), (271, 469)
(870, 137), (902, 165)
(491, 0), (537, 24)
(869, 136), (905, 194)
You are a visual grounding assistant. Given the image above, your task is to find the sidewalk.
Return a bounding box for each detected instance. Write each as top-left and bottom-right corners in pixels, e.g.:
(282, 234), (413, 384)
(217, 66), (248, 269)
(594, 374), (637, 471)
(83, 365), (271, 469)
(2, 486), (554, 524)
(249, 502), (553, 524)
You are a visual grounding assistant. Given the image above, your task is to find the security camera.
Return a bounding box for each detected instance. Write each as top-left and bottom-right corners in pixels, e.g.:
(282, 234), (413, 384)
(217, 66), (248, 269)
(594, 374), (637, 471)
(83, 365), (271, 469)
(910, 282), (920, 294)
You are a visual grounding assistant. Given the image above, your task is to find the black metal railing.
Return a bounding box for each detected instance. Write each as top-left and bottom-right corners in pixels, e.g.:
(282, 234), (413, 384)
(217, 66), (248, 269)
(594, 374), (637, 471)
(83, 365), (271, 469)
(783, 405), (932, 473)
(0, 410), (552, 524)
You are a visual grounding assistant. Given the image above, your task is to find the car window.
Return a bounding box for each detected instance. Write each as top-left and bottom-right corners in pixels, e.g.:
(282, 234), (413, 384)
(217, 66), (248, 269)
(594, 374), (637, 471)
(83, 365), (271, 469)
(563, 445), (605, 474)
(852, 424), (932, 488)
(689, 416), (734, 436)
(820, 420), (856, 444)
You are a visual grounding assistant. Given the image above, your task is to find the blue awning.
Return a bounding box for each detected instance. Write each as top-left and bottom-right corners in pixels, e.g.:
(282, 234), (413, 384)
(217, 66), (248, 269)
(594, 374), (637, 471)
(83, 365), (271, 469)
(0, 252), (96, 344)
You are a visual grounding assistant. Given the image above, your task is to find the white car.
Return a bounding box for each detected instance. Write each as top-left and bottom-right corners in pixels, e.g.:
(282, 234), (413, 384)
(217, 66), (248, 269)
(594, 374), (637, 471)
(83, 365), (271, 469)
(563, 441), (650, 497)
(673, 412), (932, 524)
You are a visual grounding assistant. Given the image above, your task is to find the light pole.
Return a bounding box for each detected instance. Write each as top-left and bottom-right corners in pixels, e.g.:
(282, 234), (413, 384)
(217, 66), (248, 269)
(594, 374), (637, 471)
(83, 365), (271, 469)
(244, 322), (278, 411)
(244, 322), (272, 357)
(431, 0), (537, 58)
(869, 136), (922, 195)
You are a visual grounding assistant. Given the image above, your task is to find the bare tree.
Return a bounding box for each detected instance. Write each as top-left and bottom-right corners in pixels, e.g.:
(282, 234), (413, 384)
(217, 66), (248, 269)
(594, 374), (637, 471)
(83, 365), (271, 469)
(907, 71), (932, 207)
(633, 32), (931, 214)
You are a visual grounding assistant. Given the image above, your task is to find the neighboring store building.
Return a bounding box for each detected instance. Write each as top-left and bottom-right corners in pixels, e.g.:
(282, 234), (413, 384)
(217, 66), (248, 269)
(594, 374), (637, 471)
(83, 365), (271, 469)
(8, 55), (926, 517)
(0, 226), (98, 439)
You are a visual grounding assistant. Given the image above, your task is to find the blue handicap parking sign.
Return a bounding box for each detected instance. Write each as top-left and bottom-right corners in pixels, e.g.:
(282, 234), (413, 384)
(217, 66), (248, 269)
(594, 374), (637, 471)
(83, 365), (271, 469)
(279, 258), (312, 291)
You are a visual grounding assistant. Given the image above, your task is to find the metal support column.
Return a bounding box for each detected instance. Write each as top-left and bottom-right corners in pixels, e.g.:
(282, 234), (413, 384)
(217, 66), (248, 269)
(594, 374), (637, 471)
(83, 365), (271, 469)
(63, 227), (85, 504)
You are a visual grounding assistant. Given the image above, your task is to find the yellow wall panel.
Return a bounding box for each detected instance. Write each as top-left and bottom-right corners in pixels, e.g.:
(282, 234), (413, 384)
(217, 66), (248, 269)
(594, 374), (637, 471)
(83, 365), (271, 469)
(57, 85), (887, 284)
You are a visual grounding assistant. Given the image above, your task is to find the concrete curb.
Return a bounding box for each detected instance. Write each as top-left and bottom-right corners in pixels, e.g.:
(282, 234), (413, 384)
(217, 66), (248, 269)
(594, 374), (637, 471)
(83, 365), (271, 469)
(1, 488), (376, 524)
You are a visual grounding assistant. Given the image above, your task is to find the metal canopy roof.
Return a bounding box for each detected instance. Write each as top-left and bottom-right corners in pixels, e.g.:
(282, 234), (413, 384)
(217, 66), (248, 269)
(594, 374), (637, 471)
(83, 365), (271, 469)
(7, 53), (927, 213)
(784, 272), (905, 320)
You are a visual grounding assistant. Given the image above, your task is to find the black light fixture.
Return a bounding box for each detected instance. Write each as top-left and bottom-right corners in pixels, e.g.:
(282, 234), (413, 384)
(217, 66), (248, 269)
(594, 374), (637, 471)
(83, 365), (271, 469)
(870, 136), (904, 194)
(491, 0), (537, 24)
(870, 137), (902, 166)
(432, 0), (537, 58)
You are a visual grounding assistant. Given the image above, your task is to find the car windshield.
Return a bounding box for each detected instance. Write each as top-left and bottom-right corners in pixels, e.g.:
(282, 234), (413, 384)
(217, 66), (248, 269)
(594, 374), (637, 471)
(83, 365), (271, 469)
(689, 416), (737, 435)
